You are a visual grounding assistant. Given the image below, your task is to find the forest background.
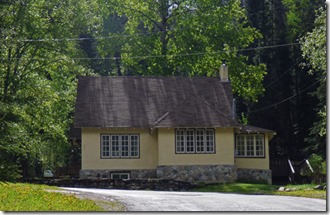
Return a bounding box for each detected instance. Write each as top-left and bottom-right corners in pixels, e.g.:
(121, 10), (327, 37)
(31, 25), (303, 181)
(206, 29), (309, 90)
(0, 0), (326, 181)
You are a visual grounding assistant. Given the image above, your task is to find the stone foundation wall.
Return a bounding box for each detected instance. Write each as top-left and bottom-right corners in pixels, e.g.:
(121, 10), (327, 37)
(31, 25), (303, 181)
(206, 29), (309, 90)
(80, 166), (271, 184)
(156, 165), (237, 183)
(80, 169), (156, 179)
(237, 168), (272, 184)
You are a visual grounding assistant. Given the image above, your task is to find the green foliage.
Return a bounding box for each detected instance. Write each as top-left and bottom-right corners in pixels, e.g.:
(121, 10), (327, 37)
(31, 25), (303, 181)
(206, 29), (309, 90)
(239, 112), (248, 125)
(98, 0), (266, 102)
(283, 0), (324, 40)
(245, 0), (325, 161)
(300, 7), (326, 158)
(193, 183), (276, 194)
(300, 7), (326, 73)
(273, 189), (326, 199)
(194, 183), (326, 199)
(0, 183), (103, 211)
(307, 154), (326, 176)
(0, 0), (103, 180)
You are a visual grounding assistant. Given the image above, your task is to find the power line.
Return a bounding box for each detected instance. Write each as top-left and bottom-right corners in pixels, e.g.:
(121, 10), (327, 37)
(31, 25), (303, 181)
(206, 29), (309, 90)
(17, 31), (162, 42)
(10, 5), (296, 43)
(0, 42), (300, 60)
(249, 79), (321, 114)
(265, 57), (303, 89)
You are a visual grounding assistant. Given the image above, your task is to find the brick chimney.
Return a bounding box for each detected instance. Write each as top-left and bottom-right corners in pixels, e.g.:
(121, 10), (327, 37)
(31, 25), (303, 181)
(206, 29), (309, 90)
(219, 61), (229, 82)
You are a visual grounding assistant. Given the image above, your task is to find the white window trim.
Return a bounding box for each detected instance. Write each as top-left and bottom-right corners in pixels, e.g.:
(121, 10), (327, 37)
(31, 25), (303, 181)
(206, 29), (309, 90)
(101, 134), (140, 159)
(205, 129), (215, 153)
(175, 129), (185, 154)
(186, 129), (195, 154)
(235, 134), (265, 158)
(101, 135), (111, 158)
(175, 128), (215, 154)
(130, 134), (139, 158)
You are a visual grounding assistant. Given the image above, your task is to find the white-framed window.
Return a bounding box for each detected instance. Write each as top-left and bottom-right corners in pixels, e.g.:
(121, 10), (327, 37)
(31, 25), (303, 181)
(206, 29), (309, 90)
(235, 134), (265, 157)
(130, 135), (139, 157)
(176, 129), (185, 153)
(255, 135), (264, 156)
(175, 128), (215, 154)
(205, 129), (214, 153)
(196, 129), (205, 153)
(186, 129), (195, 153)
(110, 172), (130, 180)
(101, 135), (110, 158)
(101, 134), (140, 158)
(111, 135), (120, 158)
(121, 135), (129, 157)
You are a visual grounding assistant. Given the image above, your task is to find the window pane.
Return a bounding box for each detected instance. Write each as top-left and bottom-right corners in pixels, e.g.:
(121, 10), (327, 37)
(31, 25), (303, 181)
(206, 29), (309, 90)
(111, 135), (120, 157)
(111, 173), (130, 180)
(205, 129), (214, 153)
(236, 135), (245, 156)
(101, 135), (110, 158)
(196, 129), (205, 153)
(246, 136), (254, 156)
(121, 135), (129, 157)
(111, 174), (120, 179)
(186, 129), (195, 153)
(120, 173), (129, 180)
(130, 135), (139, 157)
(176, 129), (185, 153)
(255, 135), (264, 156)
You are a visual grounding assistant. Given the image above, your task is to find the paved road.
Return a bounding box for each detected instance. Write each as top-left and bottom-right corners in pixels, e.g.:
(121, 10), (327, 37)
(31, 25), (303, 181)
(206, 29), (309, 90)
(63, 188), (326, 211)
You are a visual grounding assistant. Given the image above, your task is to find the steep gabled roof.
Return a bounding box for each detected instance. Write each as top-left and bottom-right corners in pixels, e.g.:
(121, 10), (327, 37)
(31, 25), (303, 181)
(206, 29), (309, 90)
(74, 76), (241, 128)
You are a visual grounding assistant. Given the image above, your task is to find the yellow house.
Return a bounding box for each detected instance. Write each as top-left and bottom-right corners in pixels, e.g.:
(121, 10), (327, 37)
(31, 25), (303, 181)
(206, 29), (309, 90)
(74, 65), (275, 184)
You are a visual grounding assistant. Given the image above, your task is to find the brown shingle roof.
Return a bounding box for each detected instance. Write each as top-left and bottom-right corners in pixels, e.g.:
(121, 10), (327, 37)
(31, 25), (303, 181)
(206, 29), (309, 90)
(237, 125), (276, 134)
(74, 76), (241, 128)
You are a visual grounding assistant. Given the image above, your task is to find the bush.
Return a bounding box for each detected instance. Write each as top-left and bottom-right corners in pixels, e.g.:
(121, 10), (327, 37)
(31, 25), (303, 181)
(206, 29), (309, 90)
(306, 154), (326, 184)
(0, 162), (21, 182)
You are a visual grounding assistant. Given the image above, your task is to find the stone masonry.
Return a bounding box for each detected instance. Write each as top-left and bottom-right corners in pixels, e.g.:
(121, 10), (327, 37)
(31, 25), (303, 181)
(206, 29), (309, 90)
(156, 165), (237, 183)
(80, 166), (272, 184)
(80, 169), (156, 180)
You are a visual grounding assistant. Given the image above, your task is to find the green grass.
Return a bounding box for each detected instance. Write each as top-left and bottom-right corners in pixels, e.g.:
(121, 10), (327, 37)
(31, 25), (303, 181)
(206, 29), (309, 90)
(193, 183), (326, 199)
(194, 183), (277, 194)
(0, 182), (104, 211)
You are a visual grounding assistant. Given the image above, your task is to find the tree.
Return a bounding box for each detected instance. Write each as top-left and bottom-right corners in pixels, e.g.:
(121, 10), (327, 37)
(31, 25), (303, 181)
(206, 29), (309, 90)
(0, 0), (104, 180)
(245, 0), (324, 160)
(96, 0), (266, 102)
(300, 7), (326, 158)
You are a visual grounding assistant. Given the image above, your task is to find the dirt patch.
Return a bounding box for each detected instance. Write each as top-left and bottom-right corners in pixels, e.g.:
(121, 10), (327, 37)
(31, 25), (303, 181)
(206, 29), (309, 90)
(46, 189), (126, 211)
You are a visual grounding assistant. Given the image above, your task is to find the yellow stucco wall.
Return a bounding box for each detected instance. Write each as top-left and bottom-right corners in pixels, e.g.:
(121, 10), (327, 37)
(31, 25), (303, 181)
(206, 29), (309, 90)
(81, 127), (271, 170)
(235, 133), (270, 170)
(157, 128), (235, 165)
(81, 128), (158, 170)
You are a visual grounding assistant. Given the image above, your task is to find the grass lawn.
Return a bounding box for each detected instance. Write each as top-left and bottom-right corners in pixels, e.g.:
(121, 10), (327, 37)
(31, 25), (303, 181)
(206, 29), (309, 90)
(0, 182), (107, 211)
(193, 183), (326, 199)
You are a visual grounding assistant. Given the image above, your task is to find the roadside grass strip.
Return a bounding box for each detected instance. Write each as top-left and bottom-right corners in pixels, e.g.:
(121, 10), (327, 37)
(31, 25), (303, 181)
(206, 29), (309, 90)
(193, 183), (326, 199)
(0, 182), (104, 211)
